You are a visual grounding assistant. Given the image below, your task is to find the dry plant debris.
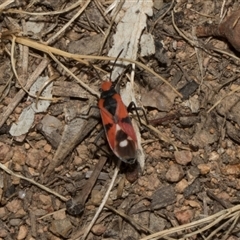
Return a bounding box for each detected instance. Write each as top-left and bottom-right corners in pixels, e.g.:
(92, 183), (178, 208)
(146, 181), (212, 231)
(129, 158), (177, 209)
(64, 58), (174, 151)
(1, 0), (240, 240)
(196, 9), (240, 52)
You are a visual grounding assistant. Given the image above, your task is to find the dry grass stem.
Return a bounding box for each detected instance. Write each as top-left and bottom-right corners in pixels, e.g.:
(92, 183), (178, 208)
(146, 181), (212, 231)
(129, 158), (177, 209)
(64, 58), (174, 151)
(5, 0), (84, 15)
(82, 160), (121, 240)
(0, 58), (49, 128)
(140, 204), (240, 240)
(46, 0), (91, 45)
(0, 163), (68, 201)
(3, 34), (182, 98)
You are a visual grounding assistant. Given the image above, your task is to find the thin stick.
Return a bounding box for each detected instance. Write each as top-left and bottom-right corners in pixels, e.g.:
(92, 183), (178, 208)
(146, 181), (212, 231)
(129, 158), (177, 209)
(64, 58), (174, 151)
(0, 163), (67, 202)
(81, 160), (121, 240)
(0, 58), (48, 128)
(0, 0), (14, 11)
(3, 35), (182, 98)
(98, 0), (125, 55)
(105, 204), (153, 234)
(207, 85), (240, 113)
(140, 205), (240, 240)
(149, 0), (174, 33)
(222, 213), (240, 240)
(171, 9), (196, 47)
(172, 7), (240, 64)
(10, 36), (54, 103)
(48, 51), (100, 98)
(205, 213), (237, 240)
(220, 0), (226, 20)
(46, 0), (91, 45)
(5, 0), (84, 16)
(10, 35), (43, 99)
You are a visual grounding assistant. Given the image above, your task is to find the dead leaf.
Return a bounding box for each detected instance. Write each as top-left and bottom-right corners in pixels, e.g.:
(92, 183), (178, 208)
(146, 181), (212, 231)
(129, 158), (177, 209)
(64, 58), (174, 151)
(142, 84), (177, 111)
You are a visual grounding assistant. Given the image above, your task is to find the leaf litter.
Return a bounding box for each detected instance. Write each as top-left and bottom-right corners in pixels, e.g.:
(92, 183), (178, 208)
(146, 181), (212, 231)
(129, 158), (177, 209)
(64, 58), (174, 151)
(1, 1), (240, 240)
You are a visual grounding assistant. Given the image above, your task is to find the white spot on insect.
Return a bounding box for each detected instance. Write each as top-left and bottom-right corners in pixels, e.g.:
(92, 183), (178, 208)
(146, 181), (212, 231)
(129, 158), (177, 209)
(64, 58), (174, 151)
(119, 139), (128, 147)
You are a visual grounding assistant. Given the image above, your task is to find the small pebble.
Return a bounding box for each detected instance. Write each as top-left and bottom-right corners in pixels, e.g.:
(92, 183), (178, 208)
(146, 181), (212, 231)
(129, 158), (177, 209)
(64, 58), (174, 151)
(0, 207), (6, 218)
(149, 213), (166, 232)
(151, 185), (176, 210)
(49, 219), (73, 238)
(146, 166), (154, 175)
(221, 164), (240, 175)
(38, 194), (52, 208)
(28, 167), (39, 176)
(209, 151), (219, 161)
(13, 163), (23, 172)
(138, 174), (160, 190)
(15, 208), (27, 218)
(15, 107), (22, 114)
(216, 191), (230, 201)
(0, 142), (12, 162)
(44, 144), (52, 153)
(186, 167), (200, 182)
(11, 175), (21, 185)
(174, 150), (192, 165)
(166, 164), (184, 182)
(197, 163), (210, 175)
(9, 218), (22, 226)
(185, 200), (201, 209)
(209, 128), (215, 134)
(35, 139), (47, 149)
(6, 199), (22, 213)
(24, 143), (30, 150)
(91, 224), (107, 236)
(184, 179), (202, 198)
(175, 209), (194, 224)
(26, 148), (43, 168)
(17, 225), (28, 240)
(90, 190), (102, 205)
(0, 229), (8, 237)
(73, 156), (83, 166)
(53, 210), (66, 220)
(12, 147), (26, 165)
(175, 179), (188, 193)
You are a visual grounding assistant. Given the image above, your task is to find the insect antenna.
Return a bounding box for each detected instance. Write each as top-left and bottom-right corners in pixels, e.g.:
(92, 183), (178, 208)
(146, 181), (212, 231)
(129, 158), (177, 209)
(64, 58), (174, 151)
(127, 101), (149, 125)
(109, 49), (124, 80)
(88, 61), (102, 83)
(114, 64), (133, 93)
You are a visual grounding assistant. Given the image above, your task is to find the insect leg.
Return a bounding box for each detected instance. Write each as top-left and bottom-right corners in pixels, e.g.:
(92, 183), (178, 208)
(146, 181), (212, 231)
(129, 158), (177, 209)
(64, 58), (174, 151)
(127, 101), (149, 125)
(91, 128), (111, 157)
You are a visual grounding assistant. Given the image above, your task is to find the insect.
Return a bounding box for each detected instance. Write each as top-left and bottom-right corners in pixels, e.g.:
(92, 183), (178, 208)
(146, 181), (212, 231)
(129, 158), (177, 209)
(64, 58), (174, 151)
(66, 80), (140, 215)
(98, 81), (138, 164)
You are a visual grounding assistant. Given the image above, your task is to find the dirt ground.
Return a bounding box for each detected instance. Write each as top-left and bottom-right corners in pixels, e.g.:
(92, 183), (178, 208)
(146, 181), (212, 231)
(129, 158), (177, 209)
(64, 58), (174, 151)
(1, 0), (240, 239)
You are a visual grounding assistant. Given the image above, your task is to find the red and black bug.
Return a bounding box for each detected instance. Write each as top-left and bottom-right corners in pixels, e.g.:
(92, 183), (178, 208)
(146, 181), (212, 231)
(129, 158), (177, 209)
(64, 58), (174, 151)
(98, 81), (138, 164)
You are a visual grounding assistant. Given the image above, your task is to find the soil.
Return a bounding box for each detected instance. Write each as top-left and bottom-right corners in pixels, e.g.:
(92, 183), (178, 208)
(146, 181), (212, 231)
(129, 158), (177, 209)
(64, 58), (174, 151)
(1, 1), (240, 240)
